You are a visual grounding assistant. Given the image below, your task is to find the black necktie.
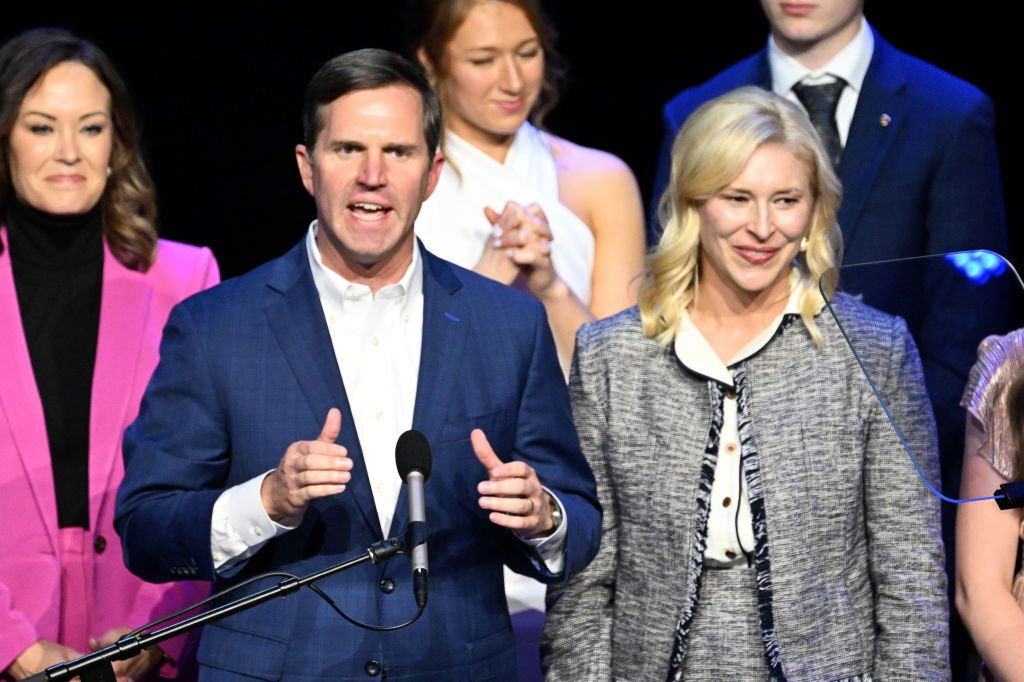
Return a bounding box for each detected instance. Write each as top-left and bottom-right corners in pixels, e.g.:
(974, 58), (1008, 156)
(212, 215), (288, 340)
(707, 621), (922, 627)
(792, 79), (846, 167)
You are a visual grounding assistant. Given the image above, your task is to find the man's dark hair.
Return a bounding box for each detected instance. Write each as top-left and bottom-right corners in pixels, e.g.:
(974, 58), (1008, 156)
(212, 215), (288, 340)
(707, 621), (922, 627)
(302, 48), (442, 157)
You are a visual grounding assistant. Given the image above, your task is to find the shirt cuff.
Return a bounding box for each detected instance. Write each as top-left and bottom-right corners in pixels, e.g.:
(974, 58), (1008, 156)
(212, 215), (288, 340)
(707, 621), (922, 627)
(517, 487), (567, 574)
(211, 471), (295, 571)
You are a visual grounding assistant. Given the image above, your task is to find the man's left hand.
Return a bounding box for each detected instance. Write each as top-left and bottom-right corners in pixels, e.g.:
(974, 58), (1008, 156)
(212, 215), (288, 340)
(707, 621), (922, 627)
(472, 429), (554, 539)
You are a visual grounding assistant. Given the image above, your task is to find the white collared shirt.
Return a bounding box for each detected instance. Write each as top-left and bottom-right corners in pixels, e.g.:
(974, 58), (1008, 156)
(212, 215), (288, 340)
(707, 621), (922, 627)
(307, 221), (423, 537)
(210, 223), (566, 573)
(768, 16), (875, 147)
(674, 286), (803, 566)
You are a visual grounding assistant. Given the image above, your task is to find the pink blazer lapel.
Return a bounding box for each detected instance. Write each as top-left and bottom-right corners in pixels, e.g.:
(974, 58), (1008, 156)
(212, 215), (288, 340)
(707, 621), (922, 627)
(88, 242), (152, 531)
(0, 226), (59, 550)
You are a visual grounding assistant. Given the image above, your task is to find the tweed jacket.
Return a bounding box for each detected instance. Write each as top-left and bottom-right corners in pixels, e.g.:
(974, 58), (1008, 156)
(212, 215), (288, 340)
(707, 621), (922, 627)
(544, 294), (949, 681)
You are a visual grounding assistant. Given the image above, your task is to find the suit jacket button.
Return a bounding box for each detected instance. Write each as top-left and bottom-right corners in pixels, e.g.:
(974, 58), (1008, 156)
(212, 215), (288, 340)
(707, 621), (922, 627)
(364, 659), (382, 676)
(379, 578), (395, 594)
(93, 536), (107, 554)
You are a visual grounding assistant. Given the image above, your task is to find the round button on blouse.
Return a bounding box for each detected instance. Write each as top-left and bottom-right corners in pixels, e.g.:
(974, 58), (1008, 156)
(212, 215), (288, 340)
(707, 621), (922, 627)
(93, 535), (107, 554)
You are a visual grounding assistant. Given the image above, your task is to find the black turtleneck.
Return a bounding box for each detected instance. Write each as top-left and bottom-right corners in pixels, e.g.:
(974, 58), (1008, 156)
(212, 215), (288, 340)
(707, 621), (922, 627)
(6, 196), (103, 529)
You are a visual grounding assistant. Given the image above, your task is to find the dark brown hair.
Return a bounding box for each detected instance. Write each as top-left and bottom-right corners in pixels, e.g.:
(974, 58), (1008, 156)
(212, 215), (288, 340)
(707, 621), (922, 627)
(411, 0), (566, 128)
(0, 28), (157, 271)
(302, 48), (443, 157)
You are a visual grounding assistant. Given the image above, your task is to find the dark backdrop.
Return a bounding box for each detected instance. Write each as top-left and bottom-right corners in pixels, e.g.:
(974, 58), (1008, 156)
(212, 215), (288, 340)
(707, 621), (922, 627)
(3, 2), (1019, 282)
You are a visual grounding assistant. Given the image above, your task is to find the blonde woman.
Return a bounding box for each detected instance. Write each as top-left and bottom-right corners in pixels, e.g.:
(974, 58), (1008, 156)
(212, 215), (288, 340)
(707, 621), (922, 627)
(543, 87), (949, 680)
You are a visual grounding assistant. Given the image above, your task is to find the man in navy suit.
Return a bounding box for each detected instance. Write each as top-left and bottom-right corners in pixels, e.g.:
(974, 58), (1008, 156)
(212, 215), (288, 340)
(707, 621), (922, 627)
(651, 2), (1007, 678)
(115, 49), (600, 681)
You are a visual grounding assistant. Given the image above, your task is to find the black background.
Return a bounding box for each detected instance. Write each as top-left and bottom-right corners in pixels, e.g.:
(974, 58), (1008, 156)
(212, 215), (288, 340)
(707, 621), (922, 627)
(3, 2), (1019, 281)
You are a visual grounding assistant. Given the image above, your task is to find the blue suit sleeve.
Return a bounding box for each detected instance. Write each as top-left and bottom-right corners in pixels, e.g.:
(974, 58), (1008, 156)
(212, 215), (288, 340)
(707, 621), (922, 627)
(115, 301), (229, 583)
(502, 302), (602, 583)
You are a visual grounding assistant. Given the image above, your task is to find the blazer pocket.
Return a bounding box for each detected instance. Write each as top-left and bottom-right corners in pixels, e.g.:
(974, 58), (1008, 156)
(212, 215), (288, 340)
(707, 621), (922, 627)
(196, 623), (288, 681)
(464, 627), (517, 681)
(439, 408), (516, 452)
(799, 417), (867, 532)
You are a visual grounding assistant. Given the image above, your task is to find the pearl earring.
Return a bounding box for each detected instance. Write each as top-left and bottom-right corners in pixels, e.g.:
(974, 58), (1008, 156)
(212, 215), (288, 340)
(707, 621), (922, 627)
(800, 236), (809, 252)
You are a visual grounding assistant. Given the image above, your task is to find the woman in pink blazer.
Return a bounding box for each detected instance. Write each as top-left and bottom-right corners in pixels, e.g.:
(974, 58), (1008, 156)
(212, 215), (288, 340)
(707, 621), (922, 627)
(0, 29), (219, 680)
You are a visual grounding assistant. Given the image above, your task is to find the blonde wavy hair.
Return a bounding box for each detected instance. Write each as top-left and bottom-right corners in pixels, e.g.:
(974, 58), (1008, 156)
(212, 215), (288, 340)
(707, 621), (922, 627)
(640, 86), (843, 348)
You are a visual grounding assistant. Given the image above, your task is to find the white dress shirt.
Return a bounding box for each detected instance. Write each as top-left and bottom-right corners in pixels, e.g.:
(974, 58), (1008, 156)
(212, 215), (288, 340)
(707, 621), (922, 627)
(674, 287), (803, 566)
(768, 16), (875, 147)
(210, 223), (566, 573)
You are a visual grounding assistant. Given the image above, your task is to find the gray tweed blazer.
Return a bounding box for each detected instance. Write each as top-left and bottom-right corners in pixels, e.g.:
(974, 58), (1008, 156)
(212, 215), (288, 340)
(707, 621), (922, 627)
(543, 294), (949, 681)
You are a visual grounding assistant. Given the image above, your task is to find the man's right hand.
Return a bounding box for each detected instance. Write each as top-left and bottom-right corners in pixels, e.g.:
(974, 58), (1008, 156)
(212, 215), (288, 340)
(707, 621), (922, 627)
(261, 408), (351, 526)
(6, 640), (84, 679)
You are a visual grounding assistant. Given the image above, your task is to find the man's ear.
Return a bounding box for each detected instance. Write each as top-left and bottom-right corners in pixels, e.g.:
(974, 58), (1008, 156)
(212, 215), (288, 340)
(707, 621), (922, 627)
(295, 144), (315, 197)
(423, 151), (445, 201)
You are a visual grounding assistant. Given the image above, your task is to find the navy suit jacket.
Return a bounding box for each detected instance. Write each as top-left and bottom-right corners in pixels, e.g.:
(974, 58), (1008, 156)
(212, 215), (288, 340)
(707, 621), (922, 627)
(651, 29), (1008, 507)
(114, 239), (601, 681)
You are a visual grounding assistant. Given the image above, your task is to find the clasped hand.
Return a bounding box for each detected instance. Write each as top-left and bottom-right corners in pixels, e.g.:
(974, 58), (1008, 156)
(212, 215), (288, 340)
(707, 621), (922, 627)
(475, 201), (560, 298)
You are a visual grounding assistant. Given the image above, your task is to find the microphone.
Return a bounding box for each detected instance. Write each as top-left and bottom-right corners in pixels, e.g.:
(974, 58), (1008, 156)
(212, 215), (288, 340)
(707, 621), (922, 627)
(396, 429), (432, 607)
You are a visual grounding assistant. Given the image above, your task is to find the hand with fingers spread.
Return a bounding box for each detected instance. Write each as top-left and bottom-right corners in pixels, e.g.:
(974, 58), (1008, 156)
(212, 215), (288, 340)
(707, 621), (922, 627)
(472, 428), (554, 540)
(260, 408), (352, 527)
(484, 201), (562, 299)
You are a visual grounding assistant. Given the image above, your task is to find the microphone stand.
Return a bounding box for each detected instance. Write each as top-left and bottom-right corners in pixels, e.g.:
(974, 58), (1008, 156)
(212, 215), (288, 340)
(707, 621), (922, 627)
(25, 537), (405, 682)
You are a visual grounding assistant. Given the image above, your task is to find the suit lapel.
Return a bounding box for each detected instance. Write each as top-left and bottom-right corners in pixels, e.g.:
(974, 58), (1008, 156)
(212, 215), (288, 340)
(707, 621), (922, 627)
(389, 245), (468, 538)
(837, 32), (908, 257)
(0, 227), (58, 550)
(754, 49), (772, 90)
(88, 242), (152, 531)
(262, 242), (381, 534)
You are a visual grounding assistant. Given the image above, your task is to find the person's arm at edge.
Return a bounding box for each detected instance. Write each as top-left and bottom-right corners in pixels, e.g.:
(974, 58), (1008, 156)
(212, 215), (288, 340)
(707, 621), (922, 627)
(955, 417), (1024, 682)
(500, 299), (600, 582)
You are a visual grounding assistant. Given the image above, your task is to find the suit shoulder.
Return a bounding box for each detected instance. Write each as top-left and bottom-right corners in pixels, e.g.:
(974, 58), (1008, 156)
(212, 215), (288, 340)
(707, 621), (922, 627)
(663, 52), (765, 128)
(577, 306), (648, 353)
(882, 40), (992, 114)
(433, 253), (548, 319)
(821, 292), (911, 358)
(145, 239), (219, 299)
(174, 250), (282, 316)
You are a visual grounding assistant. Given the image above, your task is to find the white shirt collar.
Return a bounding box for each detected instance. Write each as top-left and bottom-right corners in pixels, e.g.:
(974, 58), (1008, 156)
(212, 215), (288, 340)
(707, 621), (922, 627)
(304, 219), (423, 313)
(768, 16), (874, 95)
(674, 281), (804, 386)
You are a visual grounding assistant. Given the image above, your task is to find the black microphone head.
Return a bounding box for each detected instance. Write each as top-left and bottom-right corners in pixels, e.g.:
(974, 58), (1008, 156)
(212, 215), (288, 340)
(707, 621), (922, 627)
(396, 429), (432, 481)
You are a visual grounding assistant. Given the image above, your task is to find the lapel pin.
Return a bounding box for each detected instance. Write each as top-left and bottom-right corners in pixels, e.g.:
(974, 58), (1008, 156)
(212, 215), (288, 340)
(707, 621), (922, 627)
(879, 113), (891, 127)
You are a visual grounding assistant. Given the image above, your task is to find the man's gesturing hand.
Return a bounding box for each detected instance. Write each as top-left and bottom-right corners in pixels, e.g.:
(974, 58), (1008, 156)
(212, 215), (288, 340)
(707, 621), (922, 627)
(261, 408), (352, 526)
(473, 428), (554, 539)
